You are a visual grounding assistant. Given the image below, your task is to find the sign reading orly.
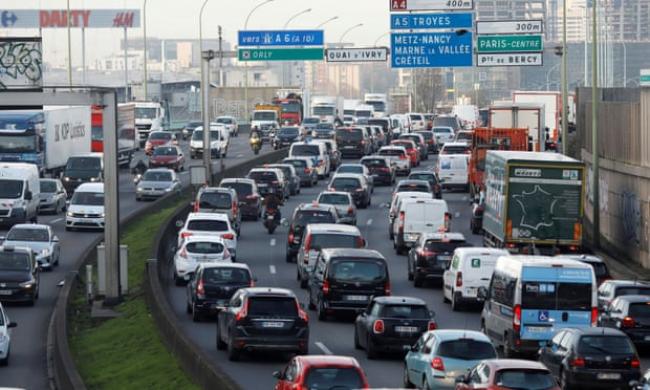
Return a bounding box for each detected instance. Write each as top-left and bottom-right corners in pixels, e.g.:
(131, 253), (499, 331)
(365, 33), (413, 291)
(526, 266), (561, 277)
(0, 9), (140, 29)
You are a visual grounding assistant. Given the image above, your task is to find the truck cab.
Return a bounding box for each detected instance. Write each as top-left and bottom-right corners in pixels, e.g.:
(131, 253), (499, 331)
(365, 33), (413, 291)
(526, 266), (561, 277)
(0, 163), (40, 227)
(62, 153), (104, 194)
(251, 107), (280, 138)
(134, 102), (165, 147)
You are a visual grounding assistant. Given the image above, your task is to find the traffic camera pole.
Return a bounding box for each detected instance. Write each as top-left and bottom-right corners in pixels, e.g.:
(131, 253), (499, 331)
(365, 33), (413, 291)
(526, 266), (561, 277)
(202, 50), (215, 185)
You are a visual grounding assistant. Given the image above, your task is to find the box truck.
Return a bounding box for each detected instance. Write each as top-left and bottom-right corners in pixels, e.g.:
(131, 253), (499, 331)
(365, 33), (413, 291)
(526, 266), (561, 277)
(489, 103), (546, 152)
(91, 103), (137, 167)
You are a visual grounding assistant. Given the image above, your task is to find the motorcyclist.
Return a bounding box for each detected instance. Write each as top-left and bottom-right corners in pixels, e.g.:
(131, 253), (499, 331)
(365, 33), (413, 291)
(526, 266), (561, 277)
(263, 191), (282, 221)
(131, 159), (148, 176)
(250, 126), (262, 141)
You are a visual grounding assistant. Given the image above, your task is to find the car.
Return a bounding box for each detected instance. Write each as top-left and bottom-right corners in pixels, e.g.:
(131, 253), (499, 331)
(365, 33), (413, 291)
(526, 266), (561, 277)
(403, 330), (497, 390)
(135, 169), (181, 201)
(1, 224), (60, 270)
(394, 179), (432, 195)
(0, 245), (40, 305)
(273, 126), (302, 149)
(316, 191), (357, 225)
(598, 280), (650, 311)
(388, 191), (433, 239)
(455, 359), (560, 390)
(313, 139), (341, 171)
(354, 296), (436, 359)
(394, 199), (451, 255)
(442, 247), (508, 311)
(360, 156), (395, 186)
(273, 355), (370, 390)
(172, 235), (232, 285)
(407, 113), (426, 130)
(283, 157), (318, 188)
(408, 171), (442, 199)
(38, 179), (67, 214)
(219, 178), (262, 221)
(433, 126), (456, 146)
(336, 164), (374, 194)
(369, 126), (386, 150)
(399, 133), (428, 160)
(216, 287), (310, 360)
(190, 125), (228, 158)
(148, 145), (185, 171)
(391, 139), (420, 167)
(538, 327), (641, 389)
(433, 115), (462, 132)
(65, 183), (105, 231)
(454, 130), (473, 144)
(215, 116), (239, 137)
(378, 146), (411, 176)
(423, 113), (435, 130)
(437, 154), (469, 191)
(267, 164), (301, 196)
(145, 131), (177, 155)
(0, 302), (16, 365)
(343, 115), (356, 126)
(328, 174), (371, 209)
(556, 254), (611, 286)
(407, 232), (467, 287)
(302, 116), (320, 131)
(247, 168), (287, 200)
(193, 187), (241, 236)
(296, 224), (365, 288)
(286, 203), (339, 262)
(62, 153), (104, 194)
(181, 120), (203, 140)
(288, 141), (330, 179)
(599, 295), (650, 348)
(335, 127), (371, 158)
(415, 130), (439, 154)
(312, 122), (335, 139)
(440, 142), (471, 155)
(185, 263), (253, 321)
(178, 212), (238, 261)
(308, 248), (390, 321)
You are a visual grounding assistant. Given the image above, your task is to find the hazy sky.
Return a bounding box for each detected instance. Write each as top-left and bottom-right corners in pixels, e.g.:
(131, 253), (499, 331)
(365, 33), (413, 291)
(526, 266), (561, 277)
(0, 0), (390, 66)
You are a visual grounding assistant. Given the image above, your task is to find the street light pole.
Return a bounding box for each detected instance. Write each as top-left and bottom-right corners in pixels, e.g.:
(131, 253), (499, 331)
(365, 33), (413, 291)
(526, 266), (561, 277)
(338, 23), (363, 46)
(316, 16), (338, 29)
(202, 50), (215, 185)
(143, 0), (149, 100)
(591, 0), (600, 248)
(561, 0), (568, 155)
(371, 32), (390, 93)
(66, 0), (72, 88)
(198, 0), (209, 119)
(282, 8), (312, 88)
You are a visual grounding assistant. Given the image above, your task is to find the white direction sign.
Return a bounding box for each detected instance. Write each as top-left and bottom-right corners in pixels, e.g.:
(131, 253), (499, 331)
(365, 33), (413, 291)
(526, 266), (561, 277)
(390, 0), (474, 12)
(476, 20), (543, 35)
(477, 53), (543, 67)
(326, 47), (389, 63)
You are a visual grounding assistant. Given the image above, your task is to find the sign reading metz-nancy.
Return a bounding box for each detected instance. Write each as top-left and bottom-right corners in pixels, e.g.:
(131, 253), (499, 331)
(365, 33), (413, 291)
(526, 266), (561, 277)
(391, 32), (473, 68)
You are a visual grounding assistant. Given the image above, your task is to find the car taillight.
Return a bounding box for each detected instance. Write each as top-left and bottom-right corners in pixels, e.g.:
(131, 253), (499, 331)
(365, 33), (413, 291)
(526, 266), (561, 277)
(196, 279), (205, 298)
(398, 211), (405, 232)
(304, 167), (310, 174)
(355, 236), (365, 248)
(631, 358), (641, 368)
(180, 232), (192, 239)
(304, 234), (312, 252)
(417, 249), (436, 258)
(246, 194), (258, 200)
(513, 304), (521, 333)
(328, 187), (335, 192)
(322, 279), (330, 295)
(235, 299), (249, 321)
(288, 232), (294, 244)
(296, 300), (309, 322)
(193, 202), (199, 212)
(179, 247), (188, 259)
(431, 357), (445, 371)
(622, 316), (636, 328)
(373, 320), (384, 334)
(428, 321), (437, 330)
(360, 140), (366, 145)
(569, 357), (585, 368)
(456, 272), (463, 288)
(222, 233), (235, 240)
(444, 212), (451, 232)
(591, 307), (598, 326)
(399, 154), (407, 160)
(384, 281), (391, 296)
(347, 207), (354, 215)
(232, 201), (238, 215)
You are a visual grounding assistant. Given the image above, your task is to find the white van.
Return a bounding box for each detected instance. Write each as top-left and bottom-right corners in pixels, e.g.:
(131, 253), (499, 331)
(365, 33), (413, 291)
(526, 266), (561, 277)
(436, 154), (468, 191)
(443, 247), (509, 311)
(65, 183), (105, 231)
(190, 125), (229, 159)
(289, 141), (330, 179)
(0, 163), (40, 226)
(388, 191), (433, 239)
(393, 198), (449, 254)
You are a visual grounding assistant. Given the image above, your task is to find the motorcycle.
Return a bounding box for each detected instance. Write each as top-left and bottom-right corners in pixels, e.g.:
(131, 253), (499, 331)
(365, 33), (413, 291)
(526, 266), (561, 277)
(250, 136), (262, 155)
(133, 173), (143, 185)
(263, 208), (280, 234)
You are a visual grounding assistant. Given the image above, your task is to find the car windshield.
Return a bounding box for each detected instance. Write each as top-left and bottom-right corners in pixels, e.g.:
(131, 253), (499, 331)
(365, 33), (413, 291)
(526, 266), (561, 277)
(40, 180), (58, 193)
(338, 166), (363, 175)
(221, 182), (252, 197)
(295, 210), (336, 225)
(153, 147), (177, 156)
(332, 178), (361, 190)
(330, 259), (386, 282)
(0, 180), (23, 199)
(336, 128), (363, 141)
(303, 117), (320, 124)
(436, 339), (496, 360)
(616, 286), (650, 297)
(409, 174), (437, 184)
(203, 267), (250, 284)
(216, 118), (233, 124)
(247, 297), (297, 317)
(66, 157), (101, 171)
(142, 171), (172, 182)
(186, 220), (228, 232)
(149, 132), (171, 140)
(579, 336), (635, 355)
(0, 252), (31, 272)
(71, 191), (104, 206)
(199, 192), (231, 209)
(249, 171), (278, 183)
(185, 241), (224, 254)
(494, 370), (557, 390)
(310, 234), (359, 251)
(316, 123), (334, 130)
(304, 367), (363, 389)
(291, 145), (320, 156)
(362, 159), (387, 168)
(7, 228), (48, 242)
(319, 193), (350, 206)
(522, 282), (592, 311)
(253, 111), (276, 121)
(279, 127), (299, 136)
(135, 107), (157, 119)
(628, 303), (650, 319)
(381, 304), (430, 319)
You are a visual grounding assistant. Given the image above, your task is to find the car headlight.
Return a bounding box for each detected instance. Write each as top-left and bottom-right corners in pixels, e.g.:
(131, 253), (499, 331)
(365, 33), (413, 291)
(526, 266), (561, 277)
(64, 177), (70, 182)
(100, 213), (105, 218)
(164, 187), (173, 192)
(19, 280), (35, 289)
(66, 211), (73, 217)
(137, 187), (144, 193)
(90, 177), (98, 182)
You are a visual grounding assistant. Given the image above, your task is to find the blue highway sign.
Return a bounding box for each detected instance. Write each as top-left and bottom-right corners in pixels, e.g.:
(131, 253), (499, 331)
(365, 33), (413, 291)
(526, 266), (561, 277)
(238, 30), (324, 47)
(390, 13), (473, 30)
(391, 31), (473, 68)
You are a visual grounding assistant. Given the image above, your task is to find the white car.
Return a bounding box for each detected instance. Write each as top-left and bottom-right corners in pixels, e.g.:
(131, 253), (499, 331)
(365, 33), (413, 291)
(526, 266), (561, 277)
(178, 212), (237, 261)
(172, 235), (232, 285)
(0, 302), (16, 365)
(289, 141), (330, 179)
(2, 224), (60, 270)
(433, 126), (456, 145)
(215, 116), (239, 137)
(190, 125), (229, 159)
(378, 146), (411, 175)
(65, 183), (105, 231)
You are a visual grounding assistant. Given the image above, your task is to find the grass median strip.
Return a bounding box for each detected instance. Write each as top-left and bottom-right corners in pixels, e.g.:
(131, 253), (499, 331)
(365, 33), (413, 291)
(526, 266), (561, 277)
(69, 201), (199, 390)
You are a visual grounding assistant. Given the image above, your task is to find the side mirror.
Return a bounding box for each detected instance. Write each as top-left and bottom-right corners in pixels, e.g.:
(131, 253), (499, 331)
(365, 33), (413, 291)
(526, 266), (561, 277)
(175, 220), (185, 228)
(7, 321), (17, 328)
(25, 191), (32, 201)
(272, 371), (283, 379)
(52, 236), (59, 243)
(477, 286), (488, 300)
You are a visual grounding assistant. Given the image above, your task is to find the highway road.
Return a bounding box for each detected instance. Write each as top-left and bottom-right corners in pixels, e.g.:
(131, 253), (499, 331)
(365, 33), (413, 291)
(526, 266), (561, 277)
(0, 134), (268, 389)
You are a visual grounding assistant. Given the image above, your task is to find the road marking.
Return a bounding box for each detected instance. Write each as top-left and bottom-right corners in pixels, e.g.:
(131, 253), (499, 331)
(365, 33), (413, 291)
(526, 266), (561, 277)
(270, 238), (276, 246)
(236, 154), (244, 158)
(179, 171), (189, 176)
(50, 218), (63, 224)
(455, 212), (461, 218)
(366, 219), (373, 226)
(315, 342), (333, 355)
(269, 265), (276, 274)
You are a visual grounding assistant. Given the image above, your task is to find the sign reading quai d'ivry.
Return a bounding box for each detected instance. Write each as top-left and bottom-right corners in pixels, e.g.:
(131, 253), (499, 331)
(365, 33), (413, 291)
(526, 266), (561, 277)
(326, 47), (389, 63)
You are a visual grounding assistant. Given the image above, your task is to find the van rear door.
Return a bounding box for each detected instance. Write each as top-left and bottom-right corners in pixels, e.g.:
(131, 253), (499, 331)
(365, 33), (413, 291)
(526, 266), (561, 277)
(438, 155), (468, 186)
(403, 200), (447, 235)
(461, 252), (501, 296)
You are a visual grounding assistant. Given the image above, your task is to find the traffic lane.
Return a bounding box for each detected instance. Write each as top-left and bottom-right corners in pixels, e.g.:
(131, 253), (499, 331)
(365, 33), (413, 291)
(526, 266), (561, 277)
(0, 135), (266, 388)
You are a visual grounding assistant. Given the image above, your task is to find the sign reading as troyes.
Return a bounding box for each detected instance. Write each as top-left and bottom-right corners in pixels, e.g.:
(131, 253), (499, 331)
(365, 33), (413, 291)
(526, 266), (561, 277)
(238, 30), (324, 47)
(390, 12), (473, 30)
(391, 31), (473, 68)
(0, 37), (42, 90)
(326, 47), (389, 63)
(0, 9), (140, 28)
(390, 0), (474, 12)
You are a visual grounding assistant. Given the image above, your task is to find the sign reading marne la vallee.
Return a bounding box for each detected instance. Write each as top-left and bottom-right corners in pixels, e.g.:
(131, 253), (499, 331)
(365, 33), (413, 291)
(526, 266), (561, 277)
(325, 47), (389, 63)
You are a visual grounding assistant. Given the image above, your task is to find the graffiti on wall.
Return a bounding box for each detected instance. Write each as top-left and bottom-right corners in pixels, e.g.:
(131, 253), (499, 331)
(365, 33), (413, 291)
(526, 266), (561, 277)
(0, 38), (42, 90)
(586, 168), (609, 212)
(212, 98), (264, 121)
(622, 191), (641, 244)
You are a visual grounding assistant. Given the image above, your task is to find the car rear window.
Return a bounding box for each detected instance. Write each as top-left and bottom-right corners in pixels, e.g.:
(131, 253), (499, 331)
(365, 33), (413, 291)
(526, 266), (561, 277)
(338, 166), (363, 175)
(186, 241), (224, 254)
(310, 234), (360, 251)
(628, 302), (650, 319)
(393, 141), (414, 150)
(585, 262), (609, 278)
(336, 128), (363, 141)
(285, 160), (307, 169)
(295, 210), (336, 225)
(434, 117), (459, 129)
(616, 286), (650, 297)
(409, 173), (437, 184)
(397, 183), (430, 193)
(221, 182), (253, 197)
(318, 193), (350, 206)
(379, 149), (405, 157)
(40, 181), (58, 193)
(522, 282), (592, 311)
(249, 171), (278, 182)
(494, 370), (556, 390)
(199, 192), (231, 209)
(441, 145), (470, 154)
(330, 259), (387, 282)
(424, 241), (468, 253)
(247, 297), (297, 317)
(578, 336), (635, 355)
(203, 268), (250, 284)
(304, 367), (363, 389)
(433, 127), (453, 134)
(381, 304), (429, 319)
(187, 220), (229, 231)
(332, 178), (361, 190)
(291, 145), (320, 156)
(439, 158), (467, 170)
(362, 158), (388, 168)
(436, 339), (496, 360)
(416, 131), (434, 141)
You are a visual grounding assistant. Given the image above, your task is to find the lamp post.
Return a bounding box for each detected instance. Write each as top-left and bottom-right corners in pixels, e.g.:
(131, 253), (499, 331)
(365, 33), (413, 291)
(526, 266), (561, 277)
(66, 0), (72, 88)
(198, 0), (209, 130)
(338, 23), (363, 46)
(561, 0), (568, 155)
(316, 16), (338, 29)
(621, 41), (627, 87)
(244, 0), (276, 123)
(143, 0), (149, 100)
(591, 0), (600, 248)
(370, 32), (390, 93)
(282, 8), (312, 88)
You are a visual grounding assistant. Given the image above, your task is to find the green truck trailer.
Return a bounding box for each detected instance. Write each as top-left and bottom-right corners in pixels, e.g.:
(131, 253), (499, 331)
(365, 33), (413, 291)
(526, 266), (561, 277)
(482, 151), (585, 254)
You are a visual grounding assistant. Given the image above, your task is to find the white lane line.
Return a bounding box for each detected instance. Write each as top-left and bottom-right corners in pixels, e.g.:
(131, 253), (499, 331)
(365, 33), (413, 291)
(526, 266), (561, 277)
(366, 218), (373, 226)
(49, 218), (63, 224)
(270, 238), (276, 247)
(179, 171), (190, 176)
(269, 265), (276, 274)
(315, 342), (333, 355)
(236, 154), (244, 158)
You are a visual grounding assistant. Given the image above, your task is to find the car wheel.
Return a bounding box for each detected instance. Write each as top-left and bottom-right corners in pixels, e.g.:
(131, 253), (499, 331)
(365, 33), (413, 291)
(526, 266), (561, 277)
(216, 325), (227, 350)
(286, 253), (293, 263)
(186, 300), (192, 314)
(308, 291), (316, 310)
(173, 271), (183, 286)
(407, 263), (414, 281)
(560, 368), (572, 390)
(423, 376), (433, 390)
(317, 300), (327, 321)
(191, 303), (202, 322)
(227, 338), (241, 361)
(366, 336), (378, 359)
(0, 348), (9, 366)
(451, 292), (461, 311)
(403, 365), (414, 388)
(354, 328), (362, 350)
(413, 272), (423, 288)
(503, 334), (517, 358)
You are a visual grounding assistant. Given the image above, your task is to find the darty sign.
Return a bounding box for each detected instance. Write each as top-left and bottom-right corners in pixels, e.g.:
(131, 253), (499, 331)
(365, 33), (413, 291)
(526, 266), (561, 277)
(0, 9), (140, 29)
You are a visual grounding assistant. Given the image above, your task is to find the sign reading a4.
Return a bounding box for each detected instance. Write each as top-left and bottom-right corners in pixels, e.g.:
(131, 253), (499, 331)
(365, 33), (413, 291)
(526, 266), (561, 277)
(391, 0), (408, 11)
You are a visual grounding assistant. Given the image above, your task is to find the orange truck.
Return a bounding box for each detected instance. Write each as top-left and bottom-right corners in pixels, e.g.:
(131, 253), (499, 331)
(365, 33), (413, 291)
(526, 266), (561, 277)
(468, 128), (529, 200)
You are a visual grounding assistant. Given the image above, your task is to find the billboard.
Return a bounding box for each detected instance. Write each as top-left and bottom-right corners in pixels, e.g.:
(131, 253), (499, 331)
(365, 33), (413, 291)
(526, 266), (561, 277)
(0, 9), (140, 29)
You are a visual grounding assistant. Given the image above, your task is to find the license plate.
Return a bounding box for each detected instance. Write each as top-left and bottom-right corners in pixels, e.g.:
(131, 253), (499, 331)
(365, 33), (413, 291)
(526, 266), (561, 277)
(344, 146), (355, 149)
(644, 336), (650, 341)
(395, 326), (418, 333)
(597, 373), (621, 380)
(345, 295), (367, 302)
(262, 322), (284, 328)
(0, 290), (12, 296)
(258, 183), (268, 187)
(438, 256), (451, 261)
(267, 215), (274, 220)
(526, 326), (549, 333)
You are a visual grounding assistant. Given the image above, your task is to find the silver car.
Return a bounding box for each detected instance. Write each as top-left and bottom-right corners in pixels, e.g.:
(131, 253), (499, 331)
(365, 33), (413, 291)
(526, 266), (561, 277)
(1, 224), (60, 270)
(39, 179), (67, 214)
(317, 191), (357, 225)
(135, 169), (182, 201)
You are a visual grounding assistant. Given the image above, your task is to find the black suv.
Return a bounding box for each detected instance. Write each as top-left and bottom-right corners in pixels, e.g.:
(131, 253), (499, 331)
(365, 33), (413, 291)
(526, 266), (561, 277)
(408, 171), (442, 199)
(247, 168), (286, 200)
(336, 127), (371, 158)
(216, 287), (309, 361)
(308, 248), (390, 321)
(360, 156), (395, 186)
(186, 263), (254, 321)
(407, 233), (468, 287)
(600, 295), (650, 348)
(0, 246), (40, 305)
(286, 203), (339, 262)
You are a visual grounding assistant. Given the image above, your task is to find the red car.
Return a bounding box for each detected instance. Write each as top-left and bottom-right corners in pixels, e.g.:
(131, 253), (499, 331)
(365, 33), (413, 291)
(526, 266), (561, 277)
(145, 131), (177, 155)
(391, 139), (420, 167)
(274, 355), (370, 390)
(455, 359), (560, 390)
(149, 145), (185, 171)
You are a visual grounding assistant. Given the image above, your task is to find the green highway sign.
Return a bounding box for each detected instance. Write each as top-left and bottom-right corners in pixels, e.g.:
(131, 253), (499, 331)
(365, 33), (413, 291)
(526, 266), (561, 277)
(477, 35), (543, 53)
(641, 70), (650, 87)
(238, 48), (324, 62)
